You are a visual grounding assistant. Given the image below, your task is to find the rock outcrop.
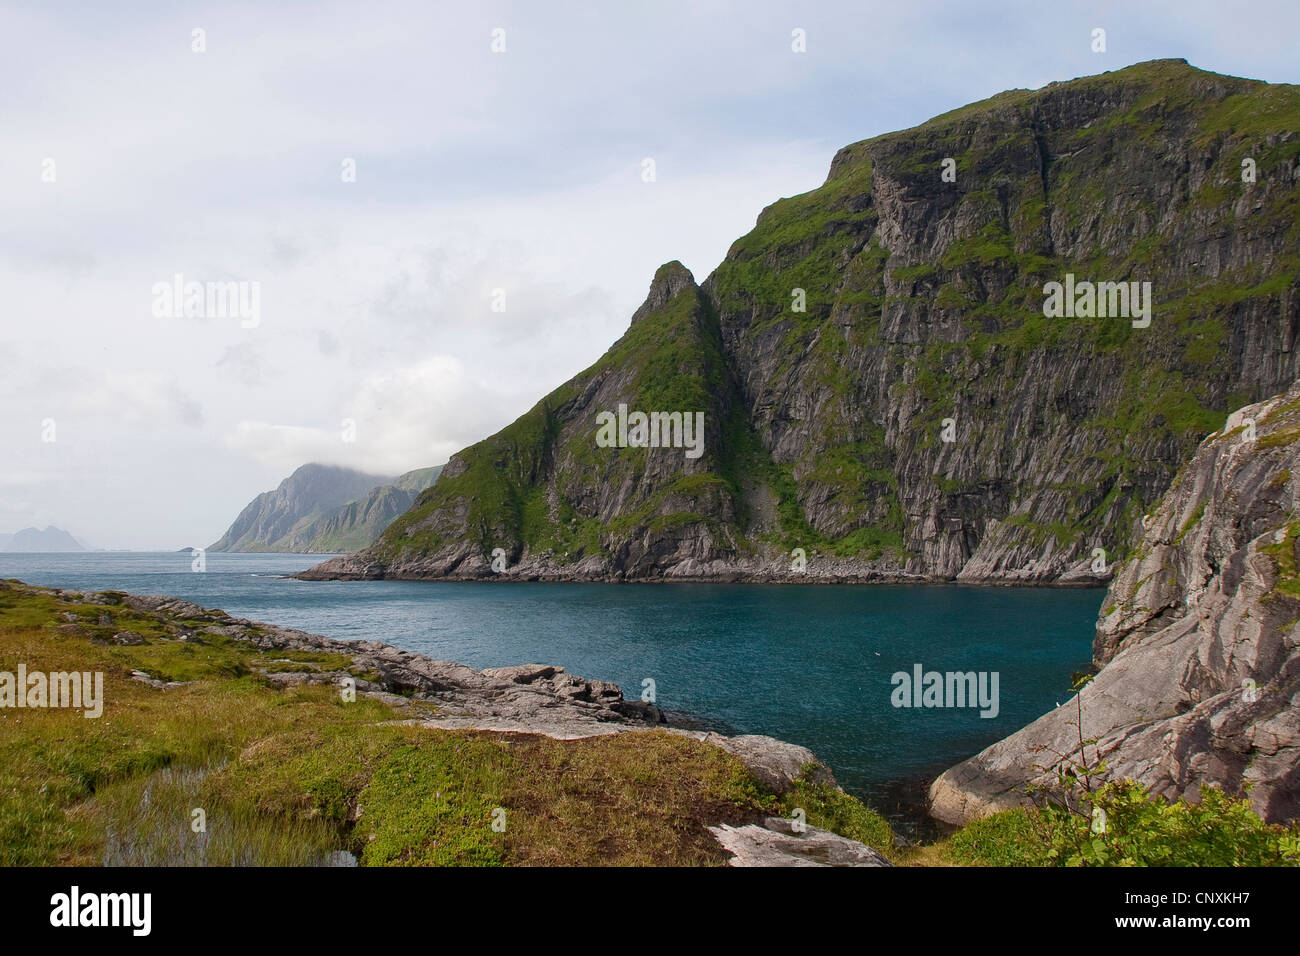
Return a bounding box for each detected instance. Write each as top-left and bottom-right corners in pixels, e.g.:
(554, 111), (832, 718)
(929, 381), (1300, 825)
(708, 817), (892, 867)
(696, 733), (835, 794)
(115, 591), (667, 736)
(301, 59), (1300, 585)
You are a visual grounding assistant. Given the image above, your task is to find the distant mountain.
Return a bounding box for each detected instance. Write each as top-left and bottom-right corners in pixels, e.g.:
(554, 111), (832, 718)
(210, 463), (443, 553)
(390, 466), (445, 496)
(1, 526), (86, 552)
(302, 465), (445, 553)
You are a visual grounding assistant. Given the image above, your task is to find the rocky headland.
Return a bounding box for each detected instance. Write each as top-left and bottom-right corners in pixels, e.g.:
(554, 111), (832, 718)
(211, 463), (443, 554)
(930, 381), (1300, 826)
(300, 60), (1300, 587)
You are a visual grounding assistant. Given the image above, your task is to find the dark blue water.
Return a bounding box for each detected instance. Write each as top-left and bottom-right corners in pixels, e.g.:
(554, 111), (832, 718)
(1, 552), (1100, 822)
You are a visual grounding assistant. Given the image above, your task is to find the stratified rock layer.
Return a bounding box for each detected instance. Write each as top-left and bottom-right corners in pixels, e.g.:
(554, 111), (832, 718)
(929, 381), (1300, 825)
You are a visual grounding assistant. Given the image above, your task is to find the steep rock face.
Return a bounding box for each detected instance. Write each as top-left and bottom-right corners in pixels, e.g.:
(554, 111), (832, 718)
(304, 60), (1300, 583)
(704, 59), (1300, 583)
(928, 381), (1300, 825)
(211, 464), (441, 553)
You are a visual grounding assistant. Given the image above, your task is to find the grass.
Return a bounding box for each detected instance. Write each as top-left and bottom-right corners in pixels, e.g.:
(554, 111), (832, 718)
(1261, 521), (1300, 600)
(775, 775), (900, 861)
(938, 807), (1054, 866)
(1174, 503), (1207, 544)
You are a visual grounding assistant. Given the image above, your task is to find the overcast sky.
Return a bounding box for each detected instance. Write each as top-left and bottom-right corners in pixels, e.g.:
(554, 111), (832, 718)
(2, 0), (1298, 550)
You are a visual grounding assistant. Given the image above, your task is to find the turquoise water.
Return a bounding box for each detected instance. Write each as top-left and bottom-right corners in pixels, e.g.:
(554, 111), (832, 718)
(0, 552), (1100, 825)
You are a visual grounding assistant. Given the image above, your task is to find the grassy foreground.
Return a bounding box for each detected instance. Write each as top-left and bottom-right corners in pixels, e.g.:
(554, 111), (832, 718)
(0, 580), (892, 866)
(2, 579), (1296, 867)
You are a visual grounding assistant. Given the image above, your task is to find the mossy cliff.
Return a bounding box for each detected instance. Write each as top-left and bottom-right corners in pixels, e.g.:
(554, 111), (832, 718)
(303, 59), (1300, 583)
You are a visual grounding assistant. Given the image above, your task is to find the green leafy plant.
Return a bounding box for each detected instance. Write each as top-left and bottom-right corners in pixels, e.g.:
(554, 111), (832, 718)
(1027, 672), (1111, 819)
(985, 672), (1300, 867)
(1036, 780), (1300, 866)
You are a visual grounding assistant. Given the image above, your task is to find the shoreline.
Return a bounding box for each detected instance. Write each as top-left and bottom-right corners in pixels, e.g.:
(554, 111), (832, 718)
(291, 574), (1109, 589)
(0, 573), (1011, 832)
(6, 552), (1108, 588)
(0, 578), (903, 866)
(284, 562), (1110, 589)
(2, 563), (1099, 833)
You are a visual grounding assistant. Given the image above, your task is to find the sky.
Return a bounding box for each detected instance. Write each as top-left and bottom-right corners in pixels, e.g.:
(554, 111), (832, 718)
(2, 0), (1298, 550)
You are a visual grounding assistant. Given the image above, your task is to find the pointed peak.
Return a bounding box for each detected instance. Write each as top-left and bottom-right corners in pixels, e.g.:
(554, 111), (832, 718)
(653, 260), (694, 284)
(630, 261), (697, 325)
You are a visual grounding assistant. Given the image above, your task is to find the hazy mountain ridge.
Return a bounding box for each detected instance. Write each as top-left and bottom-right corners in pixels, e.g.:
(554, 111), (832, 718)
(305, 466), (445, 553)
(302, 59), (1300, 583)
(0, 526), (86, 553)
(210, 463), (443, 553)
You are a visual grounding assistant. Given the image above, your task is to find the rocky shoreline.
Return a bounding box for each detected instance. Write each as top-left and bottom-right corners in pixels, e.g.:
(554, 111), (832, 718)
(293, 551), (1110, 587)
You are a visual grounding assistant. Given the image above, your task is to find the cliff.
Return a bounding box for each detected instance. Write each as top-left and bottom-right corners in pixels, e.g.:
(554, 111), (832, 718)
(303, 59), (1300, 584)
(929, 380), (1300, 825)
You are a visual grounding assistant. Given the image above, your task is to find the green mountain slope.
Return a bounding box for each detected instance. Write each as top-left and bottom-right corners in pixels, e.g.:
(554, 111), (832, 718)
(303, 59), (1300, 582)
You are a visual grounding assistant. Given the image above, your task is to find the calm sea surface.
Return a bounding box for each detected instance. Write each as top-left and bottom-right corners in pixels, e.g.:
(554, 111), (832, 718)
(0, 551), (1101, 827)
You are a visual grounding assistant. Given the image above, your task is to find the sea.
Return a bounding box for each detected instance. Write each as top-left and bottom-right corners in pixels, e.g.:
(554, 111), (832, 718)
(0, 551), (1101, 831)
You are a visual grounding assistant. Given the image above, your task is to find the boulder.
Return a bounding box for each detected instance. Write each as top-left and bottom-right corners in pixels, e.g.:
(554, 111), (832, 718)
(708, 817), (891, 867)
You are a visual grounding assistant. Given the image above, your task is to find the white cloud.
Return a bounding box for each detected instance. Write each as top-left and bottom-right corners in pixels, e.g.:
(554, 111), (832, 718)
(223, 355), (512, 476)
